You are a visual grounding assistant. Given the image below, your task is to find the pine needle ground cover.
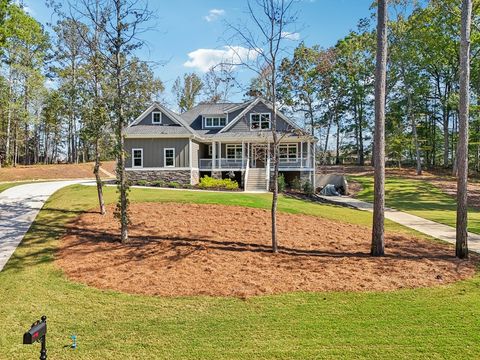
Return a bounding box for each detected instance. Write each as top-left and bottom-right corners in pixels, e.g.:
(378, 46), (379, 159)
(0, 185), (479, 359)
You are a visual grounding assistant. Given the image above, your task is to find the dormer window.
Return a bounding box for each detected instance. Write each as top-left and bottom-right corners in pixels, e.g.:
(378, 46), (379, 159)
(152, 111), (162, 124)
(250, 113), (271, 130)
(204, 116), (227, 128)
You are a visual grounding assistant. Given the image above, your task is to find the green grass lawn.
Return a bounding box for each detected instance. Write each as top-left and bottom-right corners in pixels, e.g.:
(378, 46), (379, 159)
(351, 176), (480, 235)
(1, 184), (480, 359)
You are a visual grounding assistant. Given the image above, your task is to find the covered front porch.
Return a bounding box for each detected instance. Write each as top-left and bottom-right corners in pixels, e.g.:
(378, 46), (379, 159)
(198, 141), (316, 171)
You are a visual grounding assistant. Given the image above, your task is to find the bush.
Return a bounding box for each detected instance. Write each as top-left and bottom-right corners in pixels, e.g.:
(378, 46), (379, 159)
(303, 180), (314, 196)
(168, 181), (181, 188)
(152, 180), (166, 187)
(198, 175), (239, 190)
(291, 177), (302, 191)
(277, 173), (286, 193)
(136, 180), (149, 187)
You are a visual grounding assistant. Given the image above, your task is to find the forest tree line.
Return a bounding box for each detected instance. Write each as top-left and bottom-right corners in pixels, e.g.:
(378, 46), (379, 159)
(0, 0), (478, 174)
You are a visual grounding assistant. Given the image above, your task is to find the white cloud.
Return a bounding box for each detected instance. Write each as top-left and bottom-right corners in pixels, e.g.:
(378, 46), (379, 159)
(184, 46), (260, 72)
(282, 31), (301, 41)
(204, 8), (225, 22)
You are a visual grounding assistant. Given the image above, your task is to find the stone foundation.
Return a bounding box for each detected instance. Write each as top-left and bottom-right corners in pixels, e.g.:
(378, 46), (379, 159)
(191, 169), (200, 185)
(126, 170), (191, 184)
(211, 171), (222, 179)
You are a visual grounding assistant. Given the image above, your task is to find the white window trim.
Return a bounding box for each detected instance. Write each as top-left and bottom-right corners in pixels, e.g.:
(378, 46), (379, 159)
(132, 148), (143, 168)
(279, 144), (298, 162)
(164, 148), (175, 167)
(226, 144), (243, 160)
(250, 113), (271, 130)
(152, 111), (162, 124)
(203, 116), (227, 129)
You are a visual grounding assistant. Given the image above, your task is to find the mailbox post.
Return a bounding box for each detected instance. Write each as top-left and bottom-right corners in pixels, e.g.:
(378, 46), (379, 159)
(23, 315), (47, 360)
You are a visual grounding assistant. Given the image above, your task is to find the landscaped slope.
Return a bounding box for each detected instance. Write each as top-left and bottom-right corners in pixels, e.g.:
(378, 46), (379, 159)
(0, 185), (479, 359)
(351, 176), (480, 234)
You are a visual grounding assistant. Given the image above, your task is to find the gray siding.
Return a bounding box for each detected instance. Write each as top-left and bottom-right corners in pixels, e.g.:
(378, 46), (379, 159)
(226, 103), (291, 133)
(137, 108), (178, 126)
(125, 138), (189, 168)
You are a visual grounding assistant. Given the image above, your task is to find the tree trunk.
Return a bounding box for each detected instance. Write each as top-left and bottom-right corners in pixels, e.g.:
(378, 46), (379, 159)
(371, 0), (388, 257)
(94, 140), (106, 215)
(456, 0), (471, 259)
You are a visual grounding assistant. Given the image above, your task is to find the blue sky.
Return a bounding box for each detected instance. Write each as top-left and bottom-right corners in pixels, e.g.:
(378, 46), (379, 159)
(21, 0), (374, 106)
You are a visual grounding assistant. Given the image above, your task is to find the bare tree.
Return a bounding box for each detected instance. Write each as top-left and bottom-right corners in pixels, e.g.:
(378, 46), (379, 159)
(371, 0), (388, 256)
(456, 0), (472, 259)
(203, 65), (236, 103)
(70, 0), (154, 243)
(227, 0), (298, 253)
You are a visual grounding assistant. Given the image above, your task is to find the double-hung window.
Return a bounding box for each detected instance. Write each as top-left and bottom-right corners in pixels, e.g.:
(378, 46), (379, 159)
(204, 117), (227, 128)
(226, 144), (243, 160)
(279, 144), (297, 162)
(132, 148), (143, 168)
(250, 113), (271, 130)
(152, 111), (162, 124)
(164, 148), (175, 167)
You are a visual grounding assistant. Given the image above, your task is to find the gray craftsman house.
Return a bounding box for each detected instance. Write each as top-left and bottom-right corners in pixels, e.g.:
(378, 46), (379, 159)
(123, 97), (316, 191)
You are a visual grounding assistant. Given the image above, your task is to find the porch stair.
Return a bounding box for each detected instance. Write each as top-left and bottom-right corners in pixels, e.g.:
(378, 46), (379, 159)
(245, 168), (268, 192)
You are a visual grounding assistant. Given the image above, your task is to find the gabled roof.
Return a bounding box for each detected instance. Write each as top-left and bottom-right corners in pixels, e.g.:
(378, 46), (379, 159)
(128, 102), (197, 135)
(180, 102), (243, 125)
(219, 97), (306, 135)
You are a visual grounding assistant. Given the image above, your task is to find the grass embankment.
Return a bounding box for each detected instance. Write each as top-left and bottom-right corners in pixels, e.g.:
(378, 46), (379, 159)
(0, 185), (479, 359)
(351, 176), (480, 234)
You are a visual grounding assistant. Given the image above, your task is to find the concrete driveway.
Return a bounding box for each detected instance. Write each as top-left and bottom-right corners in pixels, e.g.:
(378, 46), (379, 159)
(0, 180), (86, 271)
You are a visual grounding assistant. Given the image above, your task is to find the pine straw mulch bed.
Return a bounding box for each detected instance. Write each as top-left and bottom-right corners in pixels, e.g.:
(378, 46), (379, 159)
(56, 203), (477, 298)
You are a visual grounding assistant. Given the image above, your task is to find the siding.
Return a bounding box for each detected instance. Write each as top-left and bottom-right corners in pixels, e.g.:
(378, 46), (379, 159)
(137, 108), (178, 126)
(125, 138), (189, 168)
(226, 103), (291, 133)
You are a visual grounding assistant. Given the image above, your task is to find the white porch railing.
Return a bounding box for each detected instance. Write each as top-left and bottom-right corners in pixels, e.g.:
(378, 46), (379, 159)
(273, 158), (314, 169)
(200, 158), (247, 170)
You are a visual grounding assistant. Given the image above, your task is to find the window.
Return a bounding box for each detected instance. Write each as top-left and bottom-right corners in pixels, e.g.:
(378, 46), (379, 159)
(208, 145), (212, 157)
(250, 113), (271, 130)
(204, 117), (227, 128)
(152, 111), (162, 124)
(226, 144), (243, 159)
(132, 148), (143, 168)
(164, 148), (175, 167)
(279, 144), (297, 161)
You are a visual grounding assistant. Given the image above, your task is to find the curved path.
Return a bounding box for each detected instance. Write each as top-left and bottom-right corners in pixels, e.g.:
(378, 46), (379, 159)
(0, 180), (86, 271)
(318, 195), (480, 254)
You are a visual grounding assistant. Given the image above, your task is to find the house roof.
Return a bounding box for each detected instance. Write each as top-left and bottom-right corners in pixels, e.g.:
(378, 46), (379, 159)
(123, 125), (191, 136)
(180, 103), (243, 125)
(125, 98), (316, 141)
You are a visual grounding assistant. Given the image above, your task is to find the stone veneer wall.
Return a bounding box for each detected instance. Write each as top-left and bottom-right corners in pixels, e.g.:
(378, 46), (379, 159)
(191, 169), (200, 185)
(127, 170), (191, 184)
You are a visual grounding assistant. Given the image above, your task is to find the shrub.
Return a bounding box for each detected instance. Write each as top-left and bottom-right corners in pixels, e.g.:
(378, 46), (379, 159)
(277, 173), (286, 193)
(136, 180), (149, 187)
(198, 175), (239, 190)
(303, 180), (314, 196)
(152, 180), (166, 187)
(168, 181), (181, 188)
(291, 177), (302, 191)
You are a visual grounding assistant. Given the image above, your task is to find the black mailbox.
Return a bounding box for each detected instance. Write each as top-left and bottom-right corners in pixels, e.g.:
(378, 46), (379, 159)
(23, 315), (47, 359)
(23, 318), (47, 344)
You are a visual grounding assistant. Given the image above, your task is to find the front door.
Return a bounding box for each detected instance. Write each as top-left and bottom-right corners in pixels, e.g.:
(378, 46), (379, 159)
(251, 145), (267, 168)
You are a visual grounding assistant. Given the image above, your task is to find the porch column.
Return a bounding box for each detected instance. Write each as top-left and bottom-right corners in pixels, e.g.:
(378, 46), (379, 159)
(307, 141), (311, 168)
(218, 141), (222, 169)
(212, 141), (216, 169)
(241, 140), (245, 169)
(300, 141), (304, 168)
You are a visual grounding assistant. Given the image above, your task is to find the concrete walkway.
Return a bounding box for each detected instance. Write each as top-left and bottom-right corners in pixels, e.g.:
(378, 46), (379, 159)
(318, 195), (480, 253)
(0, 180), (85, 271)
